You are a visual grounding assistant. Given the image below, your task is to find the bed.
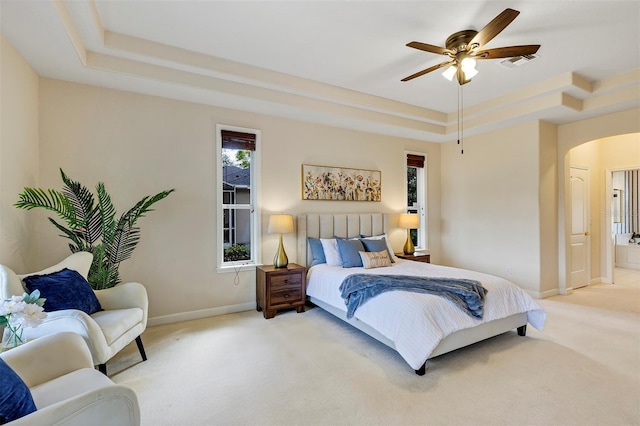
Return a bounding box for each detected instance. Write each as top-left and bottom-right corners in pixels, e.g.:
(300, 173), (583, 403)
(296, 213), (546, 375)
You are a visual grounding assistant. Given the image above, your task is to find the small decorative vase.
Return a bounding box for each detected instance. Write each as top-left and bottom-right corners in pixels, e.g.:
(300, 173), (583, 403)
(1, 324), (25, 351)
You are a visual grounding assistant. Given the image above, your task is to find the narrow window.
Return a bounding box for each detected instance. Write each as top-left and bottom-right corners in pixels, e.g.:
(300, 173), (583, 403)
(406, 153), (427, 249)
(216, 126), (261, 269)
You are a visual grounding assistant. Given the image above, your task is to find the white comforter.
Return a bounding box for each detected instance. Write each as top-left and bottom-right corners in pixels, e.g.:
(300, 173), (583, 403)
(306, 260), (546, 370)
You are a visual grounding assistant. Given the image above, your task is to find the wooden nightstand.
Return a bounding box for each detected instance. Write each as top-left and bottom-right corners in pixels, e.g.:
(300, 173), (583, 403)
(395, 252), (431, 263)
(256, 264), (306, 319)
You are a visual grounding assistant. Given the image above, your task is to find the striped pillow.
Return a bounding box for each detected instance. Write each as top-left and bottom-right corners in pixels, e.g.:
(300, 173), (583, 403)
(359, 250), (392, 269)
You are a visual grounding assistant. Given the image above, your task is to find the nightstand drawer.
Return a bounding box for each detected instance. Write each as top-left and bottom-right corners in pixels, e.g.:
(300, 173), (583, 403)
(270, 288), (303, 306)
(270, 273), (302, 290)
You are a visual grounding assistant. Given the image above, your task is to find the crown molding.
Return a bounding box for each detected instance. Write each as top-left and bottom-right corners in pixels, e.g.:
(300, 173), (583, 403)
(49, 0), (640, 143)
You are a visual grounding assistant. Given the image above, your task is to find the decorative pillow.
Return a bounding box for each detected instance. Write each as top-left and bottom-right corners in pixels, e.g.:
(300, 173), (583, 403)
(360, 237), (387, 253)
(0, 359), (37, 423)
(336, 238), (365, 268)
(308, 237), (326, 267)
(360, 235), (396, 263)
(23, 268), (102, 315)
(320, 238), (342, 266)
(359, 250), (392, 269)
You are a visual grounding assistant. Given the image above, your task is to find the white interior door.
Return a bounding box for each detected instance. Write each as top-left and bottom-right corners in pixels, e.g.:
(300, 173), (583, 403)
(570, 167), (590, 289)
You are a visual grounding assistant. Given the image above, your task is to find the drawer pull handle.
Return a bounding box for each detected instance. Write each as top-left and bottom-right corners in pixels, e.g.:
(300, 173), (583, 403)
(284, 293), (290, 298)
(284, 279), (289, 284)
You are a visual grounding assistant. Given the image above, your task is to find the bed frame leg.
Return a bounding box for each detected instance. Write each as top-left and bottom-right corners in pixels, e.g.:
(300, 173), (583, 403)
(415, 363), (426, 376)
(517, 325), (527, 336)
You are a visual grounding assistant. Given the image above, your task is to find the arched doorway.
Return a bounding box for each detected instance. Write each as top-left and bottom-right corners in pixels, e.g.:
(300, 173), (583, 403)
(558, 110), (640, 294)
(568, 134), (640, 289)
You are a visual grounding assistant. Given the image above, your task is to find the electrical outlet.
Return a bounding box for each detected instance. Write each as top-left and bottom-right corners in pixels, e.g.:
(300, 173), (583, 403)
(505, 266), (512, 275)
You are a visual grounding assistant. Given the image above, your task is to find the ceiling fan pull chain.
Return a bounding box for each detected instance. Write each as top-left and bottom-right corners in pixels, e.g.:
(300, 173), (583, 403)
(457, 84), (460, 146)
(461, 84), (464, 154)
(459, 84), (464, 154)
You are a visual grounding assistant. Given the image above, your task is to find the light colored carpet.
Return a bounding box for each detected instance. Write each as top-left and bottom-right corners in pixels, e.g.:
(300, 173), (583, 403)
(110, 269), (640, 426)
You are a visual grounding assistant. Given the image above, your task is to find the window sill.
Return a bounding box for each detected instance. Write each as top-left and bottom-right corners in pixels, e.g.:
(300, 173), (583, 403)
(216, 263), (258, 274)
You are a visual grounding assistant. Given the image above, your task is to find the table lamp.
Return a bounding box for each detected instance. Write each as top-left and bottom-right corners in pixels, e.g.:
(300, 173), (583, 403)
(268, 214), (294, 268)
(398, 213), (419, 255)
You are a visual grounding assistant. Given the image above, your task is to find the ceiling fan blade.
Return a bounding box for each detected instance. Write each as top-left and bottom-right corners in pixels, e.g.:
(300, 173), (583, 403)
(469, 8), (520, 48)
(401, 61), (451, 82)
(406, 41), (450, 56)
(474, 45), (540, 59)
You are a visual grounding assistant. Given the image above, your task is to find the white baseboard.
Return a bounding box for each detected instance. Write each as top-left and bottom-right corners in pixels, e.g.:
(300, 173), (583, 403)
(525, 288), (559, 299)
(539, 288), (559, 298)
(561, 287), (574, 295)
(147, 302), (255, 327)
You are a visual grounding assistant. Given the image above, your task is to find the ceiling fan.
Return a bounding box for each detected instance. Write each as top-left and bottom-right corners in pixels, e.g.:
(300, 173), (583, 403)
(401, 8), (540, 85)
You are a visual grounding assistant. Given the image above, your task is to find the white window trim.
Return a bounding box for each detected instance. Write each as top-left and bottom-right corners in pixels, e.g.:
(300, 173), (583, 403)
(405, 150), (428, 250)
(216, 124), (262, 272)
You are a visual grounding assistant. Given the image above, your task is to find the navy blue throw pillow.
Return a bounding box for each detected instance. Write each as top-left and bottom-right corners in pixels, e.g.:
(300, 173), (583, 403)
(23, 268), (102, 315)
(0, 358), (37, 423)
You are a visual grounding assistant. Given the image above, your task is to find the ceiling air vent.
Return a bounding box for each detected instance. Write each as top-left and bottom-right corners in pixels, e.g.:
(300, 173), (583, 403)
(499, 54), (539, 68)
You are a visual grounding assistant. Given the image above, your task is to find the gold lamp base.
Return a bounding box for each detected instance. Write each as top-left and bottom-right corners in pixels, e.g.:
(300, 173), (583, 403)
(403, 229), (415, 255)
(273, 234), (289, 268)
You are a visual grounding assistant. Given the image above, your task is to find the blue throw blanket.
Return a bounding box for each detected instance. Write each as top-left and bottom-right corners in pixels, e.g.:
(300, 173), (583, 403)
(339, 274), (487, 319)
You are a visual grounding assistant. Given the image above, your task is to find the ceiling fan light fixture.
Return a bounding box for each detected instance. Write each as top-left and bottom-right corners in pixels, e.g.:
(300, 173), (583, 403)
(460, 57), (477, 73)
(442, 65), (457, 81)
(460, 56), (478, 79)
(460, 56), (476, 72)
(463, 66), (478, 80)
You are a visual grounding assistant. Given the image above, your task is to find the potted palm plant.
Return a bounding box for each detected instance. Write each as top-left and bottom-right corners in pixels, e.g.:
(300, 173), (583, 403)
(15, 169), (174, 289)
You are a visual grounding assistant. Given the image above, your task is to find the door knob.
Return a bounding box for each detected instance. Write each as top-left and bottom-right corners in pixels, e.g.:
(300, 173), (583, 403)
(584, 232), (590, 236)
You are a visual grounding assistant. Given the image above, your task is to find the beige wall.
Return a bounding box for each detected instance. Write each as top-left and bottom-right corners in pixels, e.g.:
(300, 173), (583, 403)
(0, 35), (39, 272)
(440, 121), (545, 295)
(570, 133), (640, 282)
(35, 78), (441, 323)
(539, 121), (559, 295)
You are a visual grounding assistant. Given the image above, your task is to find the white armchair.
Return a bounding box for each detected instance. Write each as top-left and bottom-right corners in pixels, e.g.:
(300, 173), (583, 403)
(0, 252), (148, 375)
(1, 331), (140, 425)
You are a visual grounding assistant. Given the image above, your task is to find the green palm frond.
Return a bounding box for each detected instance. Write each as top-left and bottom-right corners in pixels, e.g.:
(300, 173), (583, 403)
(119, 189), (175, 227)
(97, 182), (117, 245)
(60, 169), (101, 245)
(108, 222), (141, 265)
(106, 189), (173, 267)
(47, 217), (85, 252)
(14, 188), (77, 224)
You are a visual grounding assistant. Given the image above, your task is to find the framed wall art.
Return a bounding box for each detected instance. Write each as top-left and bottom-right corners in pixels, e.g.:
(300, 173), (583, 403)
(302, 164), (381, 201)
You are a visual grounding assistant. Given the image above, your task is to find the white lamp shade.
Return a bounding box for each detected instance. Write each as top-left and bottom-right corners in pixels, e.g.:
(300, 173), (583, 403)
(463, 67), (478, 79)
(460, 57), (476, 72)
(442, 65), (456, 81)
(460, 57), (478, 80)
(268, 214), (294, 234)
(398, 213), (419, 229)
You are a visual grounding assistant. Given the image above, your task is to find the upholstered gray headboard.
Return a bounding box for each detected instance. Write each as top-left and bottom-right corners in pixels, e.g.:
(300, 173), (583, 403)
(296, 213), (388, 267)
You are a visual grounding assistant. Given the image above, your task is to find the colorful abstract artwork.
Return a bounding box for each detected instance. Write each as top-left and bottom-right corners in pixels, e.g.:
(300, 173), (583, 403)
(302, 164), (381, 201)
